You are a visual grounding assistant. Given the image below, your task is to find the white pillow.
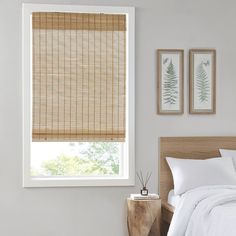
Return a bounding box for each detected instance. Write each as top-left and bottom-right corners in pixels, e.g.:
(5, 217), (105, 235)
(220, 149), (236, 170)
(166, 157), (236, 195)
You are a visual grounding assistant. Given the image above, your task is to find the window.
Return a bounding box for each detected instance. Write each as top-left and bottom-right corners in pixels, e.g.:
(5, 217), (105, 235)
(22, 4), (135, 187)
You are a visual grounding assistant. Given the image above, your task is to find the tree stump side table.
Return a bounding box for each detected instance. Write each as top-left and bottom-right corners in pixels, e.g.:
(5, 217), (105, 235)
(127, 198), (161, 236)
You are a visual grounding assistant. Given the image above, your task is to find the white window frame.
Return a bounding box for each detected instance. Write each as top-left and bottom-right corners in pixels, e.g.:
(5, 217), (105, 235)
(22, 3), (135, 187)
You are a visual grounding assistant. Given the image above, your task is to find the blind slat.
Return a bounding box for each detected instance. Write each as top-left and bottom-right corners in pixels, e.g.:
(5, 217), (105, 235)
(32, 12), (126, 31)
(32, 12), (126, 142)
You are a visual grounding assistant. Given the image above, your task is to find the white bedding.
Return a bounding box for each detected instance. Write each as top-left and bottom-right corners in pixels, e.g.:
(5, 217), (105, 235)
(168, 185), (236, 236)
(167, 189), (181, 207)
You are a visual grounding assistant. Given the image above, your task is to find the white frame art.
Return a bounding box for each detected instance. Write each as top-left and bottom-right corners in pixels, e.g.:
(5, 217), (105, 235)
(189, 49), (216, 114)
(157, 49), (184, 114)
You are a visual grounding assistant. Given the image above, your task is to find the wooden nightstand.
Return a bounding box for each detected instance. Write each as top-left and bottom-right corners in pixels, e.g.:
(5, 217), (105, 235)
(161, 201), (174, 236)
(127, 198), (161, 236)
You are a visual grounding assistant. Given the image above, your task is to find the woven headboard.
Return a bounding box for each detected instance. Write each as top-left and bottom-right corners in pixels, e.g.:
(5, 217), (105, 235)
(159, 136), (236, 202)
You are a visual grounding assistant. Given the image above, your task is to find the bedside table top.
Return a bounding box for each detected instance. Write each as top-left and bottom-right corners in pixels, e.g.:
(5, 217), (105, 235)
(127, 198), (161, 202)
(128, 193), (160, 201)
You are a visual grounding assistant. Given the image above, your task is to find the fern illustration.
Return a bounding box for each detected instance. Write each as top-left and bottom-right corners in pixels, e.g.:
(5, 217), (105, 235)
(163, 60), (178, 105)
(196, 62), (210, 103)
(163, 58), (169, 65)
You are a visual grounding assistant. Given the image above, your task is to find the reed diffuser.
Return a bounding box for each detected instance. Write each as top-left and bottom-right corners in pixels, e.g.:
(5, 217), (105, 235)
(136, 171), (152, 196)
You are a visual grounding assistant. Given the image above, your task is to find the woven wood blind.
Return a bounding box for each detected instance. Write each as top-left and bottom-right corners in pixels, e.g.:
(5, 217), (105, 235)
(32, 12), (126, 141)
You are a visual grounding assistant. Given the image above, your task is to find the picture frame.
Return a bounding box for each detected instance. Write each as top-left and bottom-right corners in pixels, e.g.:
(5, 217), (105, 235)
(157, 49), (184, 114)
(189, 49), (216, 114)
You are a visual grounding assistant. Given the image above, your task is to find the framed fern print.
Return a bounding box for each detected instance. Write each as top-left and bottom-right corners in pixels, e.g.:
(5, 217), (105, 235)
(189, 49), (216, 114)
(157, 49), (184, 114)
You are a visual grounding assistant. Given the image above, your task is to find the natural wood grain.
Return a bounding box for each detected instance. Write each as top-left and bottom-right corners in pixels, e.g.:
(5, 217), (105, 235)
(161, 220), (169, 236)
(161, 201), (174, 235)
(127, 199), (161, 236)
(162, 201), (174, 224)
(159, 136), (236, 202)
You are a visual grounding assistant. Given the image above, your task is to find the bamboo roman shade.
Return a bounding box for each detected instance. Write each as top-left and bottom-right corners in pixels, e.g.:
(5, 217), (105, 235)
(32, 12), (126, 141)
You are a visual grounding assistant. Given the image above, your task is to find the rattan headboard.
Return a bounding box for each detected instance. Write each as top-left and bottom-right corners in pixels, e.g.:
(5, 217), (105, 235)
(159, 136), (236, 202)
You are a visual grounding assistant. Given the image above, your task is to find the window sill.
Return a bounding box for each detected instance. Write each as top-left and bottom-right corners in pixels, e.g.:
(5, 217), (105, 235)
(23, 176), (135, 187)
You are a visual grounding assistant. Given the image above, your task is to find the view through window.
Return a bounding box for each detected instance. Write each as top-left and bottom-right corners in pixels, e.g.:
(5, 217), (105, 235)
(31, 142), (122, 177)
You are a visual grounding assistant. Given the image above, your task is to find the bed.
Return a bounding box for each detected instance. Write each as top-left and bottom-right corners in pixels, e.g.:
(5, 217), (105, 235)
(159, 136), (236, 236)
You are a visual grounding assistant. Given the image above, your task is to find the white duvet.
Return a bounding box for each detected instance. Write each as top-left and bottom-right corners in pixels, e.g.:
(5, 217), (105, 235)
(168, 185), (236, 236)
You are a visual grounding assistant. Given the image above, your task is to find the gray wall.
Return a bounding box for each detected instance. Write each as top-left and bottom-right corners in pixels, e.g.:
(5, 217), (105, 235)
(1, 0), (236, 235)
